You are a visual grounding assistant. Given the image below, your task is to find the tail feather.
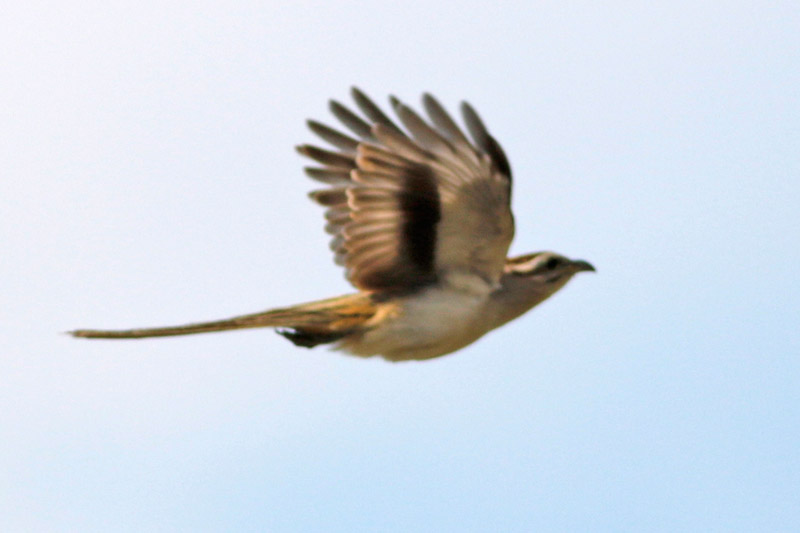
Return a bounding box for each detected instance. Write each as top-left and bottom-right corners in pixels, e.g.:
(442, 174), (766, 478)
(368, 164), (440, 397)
(70, 293), (376, 340)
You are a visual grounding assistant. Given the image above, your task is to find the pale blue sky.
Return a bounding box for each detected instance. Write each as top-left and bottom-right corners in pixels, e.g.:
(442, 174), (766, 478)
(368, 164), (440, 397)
(3, 1), (799, 531)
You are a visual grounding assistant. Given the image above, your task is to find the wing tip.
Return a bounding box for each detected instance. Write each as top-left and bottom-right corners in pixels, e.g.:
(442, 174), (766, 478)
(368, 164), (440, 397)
(350, 86), (366, 99)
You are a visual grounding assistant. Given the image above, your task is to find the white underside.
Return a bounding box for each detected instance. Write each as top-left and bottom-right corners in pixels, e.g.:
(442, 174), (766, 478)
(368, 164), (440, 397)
(337, 273), (498, 361)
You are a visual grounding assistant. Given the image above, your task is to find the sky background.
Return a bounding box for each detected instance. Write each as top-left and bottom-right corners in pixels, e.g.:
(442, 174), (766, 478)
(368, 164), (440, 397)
(3, 1), (799, 531)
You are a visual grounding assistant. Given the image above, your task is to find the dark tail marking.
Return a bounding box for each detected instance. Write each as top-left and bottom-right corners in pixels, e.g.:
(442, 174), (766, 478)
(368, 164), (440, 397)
(276, 328), (348, 348)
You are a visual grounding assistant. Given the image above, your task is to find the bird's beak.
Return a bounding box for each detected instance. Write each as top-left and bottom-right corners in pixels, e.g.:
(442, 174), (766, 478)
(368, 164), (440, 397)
(570, 259), (596, 273)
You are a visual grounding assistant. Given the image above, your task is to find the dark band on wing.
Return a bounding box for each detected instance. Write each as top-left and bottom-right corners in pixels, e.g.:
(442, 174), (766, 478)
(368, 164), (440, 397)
(399, 164), (440, 276)
(342, 163), (441, 291)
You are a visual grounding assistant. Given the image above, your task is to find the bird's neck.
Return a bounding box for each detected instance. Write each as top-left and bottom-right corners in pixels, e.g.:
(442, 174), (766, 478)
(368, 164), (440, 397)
(488, 272), (570, 329)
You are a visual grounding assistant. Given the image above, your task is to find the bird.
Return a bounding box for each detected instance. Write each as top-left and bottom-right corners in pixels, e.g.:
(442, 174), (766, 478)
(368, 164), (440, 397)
(71, 88), (595, 361)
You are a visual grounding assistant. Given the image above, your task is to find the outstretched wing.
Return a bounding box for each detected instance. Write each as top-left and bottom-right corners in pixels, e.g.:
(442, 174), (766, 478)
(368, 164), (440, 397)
(298, 88), (514, 293)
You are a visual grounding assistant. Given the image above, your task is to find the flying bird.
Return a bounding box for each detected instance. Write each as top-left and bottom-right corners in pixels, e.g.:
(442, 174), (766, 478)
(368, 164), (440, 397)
(72, 88), (594, 361)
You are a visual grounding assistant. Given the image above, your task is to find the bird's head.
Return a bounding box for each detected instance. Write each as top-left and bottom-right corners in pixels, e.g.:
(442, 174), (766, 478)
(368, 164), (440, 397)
(488, 252), (595, 329)
(504, 251), (595, 293)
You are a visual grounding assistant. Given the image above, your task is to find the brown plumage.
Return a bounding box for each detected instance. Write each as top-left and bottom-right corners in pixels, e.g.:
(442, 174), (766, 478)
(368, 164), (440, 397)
(71, 88), (594, 361)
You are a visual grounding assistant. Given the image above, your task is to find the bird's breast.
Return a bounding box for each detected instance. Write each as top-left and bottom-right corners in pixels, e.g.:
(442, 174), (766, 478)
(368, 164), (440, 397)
(338, 275), (497, 361)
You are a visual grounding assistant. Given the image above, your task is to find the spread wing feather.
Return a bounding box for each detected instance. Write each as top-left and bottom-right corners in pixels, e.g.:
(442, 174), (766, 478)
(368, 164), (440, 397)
(298, 88), (514, 293)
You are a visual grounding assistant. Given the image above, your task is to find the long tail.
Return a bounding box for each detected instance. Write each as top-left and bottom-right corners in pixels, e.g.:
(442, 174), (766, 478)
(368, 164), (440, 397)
(70, 293), (376, 346)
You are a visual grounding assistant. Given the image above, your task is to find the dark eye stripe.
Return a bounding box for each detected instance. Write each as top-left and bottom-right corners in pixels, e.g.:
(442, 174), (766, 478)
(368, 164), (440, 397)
(545, 257), (560, 270)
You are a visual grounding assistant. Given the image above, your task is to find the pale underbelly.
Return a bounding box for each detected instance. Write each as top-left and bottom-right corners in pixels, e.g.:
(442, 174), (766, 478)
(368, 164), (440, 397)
(337, 285), (495, 361)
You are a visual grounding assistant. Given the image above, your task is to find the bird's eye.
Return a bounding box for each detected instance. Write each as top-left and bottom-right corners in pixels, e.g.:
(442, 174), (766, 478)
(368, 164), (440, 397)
(544, 257), (560, 270)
